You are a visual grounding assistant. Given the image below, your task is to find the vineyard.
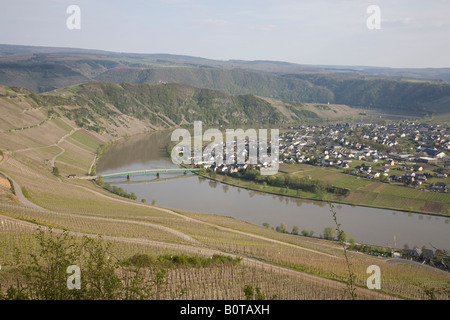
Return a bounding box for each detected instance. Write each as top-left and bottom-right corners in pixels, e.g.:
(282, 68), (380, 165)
(0, 99), (449, 301)
(1, 201), (449, 300)
(0, 219), (398, 300)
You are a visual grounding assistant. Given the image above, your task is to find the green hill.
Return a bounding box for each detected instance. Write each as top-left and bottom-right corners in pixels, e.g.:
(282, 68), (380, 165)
(12, 82), (286, 129)
(95, 67), (335, 103)
(1, 44), (450, 117)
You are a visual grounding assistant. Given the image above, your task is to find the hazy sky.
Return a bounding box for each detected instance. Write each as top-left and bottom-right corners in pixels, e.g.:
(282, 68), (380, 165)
(1, 0), (449, 68)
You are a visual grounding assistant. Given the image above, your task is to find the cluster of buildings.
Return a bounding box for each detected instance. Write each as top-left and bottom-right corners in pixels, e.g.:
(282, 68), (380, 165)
(176, 137), (279, 174)
(180, 121), (449, 192)
(279, 121), (449, 192)
(398, 247), (449, 272)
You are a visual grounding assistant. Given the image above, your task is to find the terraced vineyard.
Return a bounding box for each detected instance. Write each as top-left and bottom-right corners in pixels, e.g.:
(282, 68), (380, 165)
(0, 90), (449, 301)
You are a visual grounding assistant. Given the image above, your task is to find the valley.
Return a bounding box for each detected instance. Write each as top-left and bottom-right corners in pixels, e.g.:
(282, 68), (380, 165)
(0, 79), (449, 300)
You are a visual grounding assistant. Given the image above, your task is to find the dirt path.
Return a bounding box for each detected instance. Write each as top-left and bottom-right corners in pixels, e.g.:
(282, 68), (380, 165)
(88, 154), (97, 176)
(50, 128), (80, 167)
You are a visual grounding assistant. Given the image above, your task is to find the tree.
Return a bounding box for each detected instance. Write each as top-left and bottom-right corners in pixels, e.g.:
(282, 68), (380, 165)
(291, 226), (299, 235)
(276, 222), (288, 233)
(338, 231), (348, 242)
(349, 238), (356, 247)
(262, 222), (270, 229)
(52, 166), (60, 177)
(301, 229), (310, 237)
(323, 227), (337, 240)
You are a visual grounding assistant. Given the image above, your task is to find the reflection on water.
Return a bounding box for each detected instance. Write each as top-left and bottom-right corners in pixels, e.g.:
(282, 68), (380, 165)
(209, 181), (217, 189)
(97, 131), (177, 174)
(97, 131), (450, 251)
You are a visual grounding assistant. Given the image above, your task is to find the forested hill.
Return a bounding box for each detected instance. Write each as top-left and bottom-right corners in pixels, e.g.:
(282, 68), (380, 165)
(98, 67), (450, 115)
(1, 44), (450, 116)
(291, 74), (450, 115)
(96, 67), (335, 104)
(22, 82), (285, 128)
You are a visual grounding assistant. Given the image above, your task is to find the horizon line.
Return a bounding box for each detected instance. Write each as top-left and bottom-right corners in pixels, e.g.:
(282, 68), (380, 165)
(1, 42), (449, 71)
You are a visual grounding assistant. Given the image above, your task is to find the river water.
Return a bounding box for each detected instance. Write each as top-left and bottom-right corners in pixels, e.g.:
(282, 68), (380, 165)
(97, 130), (450, 251)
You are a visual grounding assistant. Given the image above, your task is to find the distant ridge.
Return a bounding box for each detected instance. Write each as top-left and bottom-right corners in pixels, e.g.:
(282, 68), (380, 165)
(1, 44), (450, 116)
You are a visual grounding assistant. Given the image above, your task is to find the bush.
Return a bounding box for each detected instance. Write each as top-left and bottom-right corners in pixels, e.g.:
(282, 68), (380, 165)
(52, 166), (60, 177)
(123, 253), (242, 269)
(323, 227), (337, 240)
(2, 228), (161, 300)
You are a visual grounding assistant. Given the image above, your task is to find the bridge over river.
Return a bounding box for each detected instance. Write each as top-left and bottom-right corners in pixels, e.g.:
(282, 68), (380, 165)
(78, 168), (200, 180)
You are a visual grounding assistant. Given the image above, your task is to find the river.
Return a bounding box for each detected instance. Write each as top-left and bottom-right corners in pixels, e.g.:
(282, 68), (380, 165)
(96, 130), (450, 251)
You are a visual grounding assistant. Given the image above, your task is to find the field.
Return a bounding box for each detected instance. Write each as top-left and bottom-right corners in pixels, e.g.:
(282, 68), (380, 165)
(218, 163), (450, 216)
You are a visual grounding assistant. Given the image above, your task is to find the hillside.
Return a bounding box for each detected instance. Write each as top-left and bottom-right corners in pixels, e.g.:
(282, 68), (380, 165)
(1, 90), (449, 301)
(293, 74), (450, 115)
(1, 82), (362, 140)
(1, 44), (450, 116)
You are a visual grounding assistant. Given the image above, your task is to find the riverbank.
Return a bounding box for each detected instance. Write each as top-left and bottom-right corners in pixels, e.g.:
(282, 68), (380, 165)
(193, 169), (450, 218)
(93, 131), (450, 251)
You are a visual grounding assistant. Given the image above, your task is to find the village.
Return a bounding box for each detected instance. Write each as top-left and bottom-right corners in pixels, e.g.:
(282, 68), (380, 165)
(278, 121), (449, 193)
(189, 120), (449, 193)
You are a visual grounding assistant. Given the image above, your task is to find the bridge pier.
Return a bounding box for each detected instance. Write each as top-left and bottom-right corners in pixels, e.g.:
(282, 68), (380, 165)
(127, 175), (130, 181)
(156, 172), (160, 179)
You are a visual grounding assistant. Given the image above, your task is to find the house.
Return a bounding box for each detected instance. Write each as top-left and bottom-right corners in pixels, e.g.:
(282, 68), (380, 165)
(422, 249), (434, 260)
(432, 182), (447, 192)
(416, 174), (427, 182)
(420, 148), (445, 159)
(338, 163), (349, 169)
(404, 172), (415, 183)
(404, 172), (415, 178)
(363, 166), (372, 173)
(402, 249), (421, 260)
(68, 174), (77, 179)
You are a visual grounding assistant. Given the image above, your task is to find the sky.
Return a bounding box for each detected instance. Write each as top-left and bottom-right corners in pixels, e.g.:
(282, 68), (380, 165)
(1, 0), (449, 68)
